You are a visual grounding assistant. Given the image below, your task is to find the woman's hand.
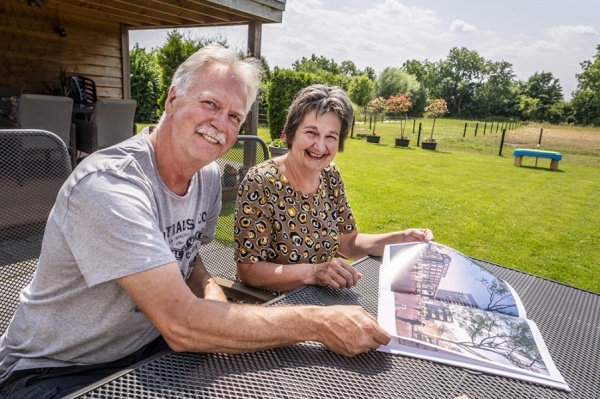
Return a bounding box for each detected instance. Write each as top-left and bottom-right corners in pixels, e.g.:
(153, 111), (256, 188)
(403, 228), (435, 243)
(313, 259), (363, 289)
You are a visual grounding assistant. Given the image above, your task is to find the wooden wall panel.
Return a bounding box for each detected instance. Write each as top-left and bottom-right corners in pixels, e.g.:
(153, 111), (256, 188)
(0, 1), (125, 99)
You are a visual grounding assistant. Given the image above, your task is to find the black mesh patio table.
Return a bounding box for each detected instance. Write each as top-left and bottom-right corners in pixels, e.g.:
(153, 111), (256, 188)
(68, 257), (599, 399)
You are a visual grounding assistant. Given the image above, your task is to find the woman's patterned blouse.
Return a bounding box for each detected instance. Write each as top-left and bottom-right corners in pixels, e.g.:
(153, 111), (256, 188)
(234, 159), (356, 265)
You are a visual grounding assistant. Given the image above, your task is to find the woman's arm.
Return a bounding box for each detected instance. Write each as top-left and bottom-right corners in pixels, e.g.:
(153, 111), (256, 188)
(237, 258), (361, 291)
(337, 229), (435, 259)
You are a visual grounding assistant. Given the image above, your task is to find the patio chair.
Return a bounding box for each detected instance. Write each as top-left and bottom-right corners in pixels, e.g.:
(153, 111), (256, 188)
(16, 93), (77, 168)
(74, 98), (137, 154)
(0, 129), (72, 335)
(70, 75), (97, 106)
(200, 135), (275, 303)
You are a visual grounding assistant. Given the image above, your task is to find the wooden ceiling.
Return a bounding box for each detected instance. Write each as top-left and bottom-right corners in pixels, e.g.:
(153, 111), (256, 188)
(38, 0), (286, 29)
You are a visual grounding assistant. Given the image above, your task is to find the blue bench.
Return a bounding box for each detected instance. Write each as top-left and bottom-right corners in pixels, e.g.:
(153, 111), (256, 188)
(513, 149), (562, 171)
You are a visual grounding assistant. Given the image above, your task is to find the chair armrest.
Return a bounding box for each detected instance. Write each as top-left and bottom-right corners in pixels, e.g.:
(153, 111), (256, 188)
(213, 277), (277, 304)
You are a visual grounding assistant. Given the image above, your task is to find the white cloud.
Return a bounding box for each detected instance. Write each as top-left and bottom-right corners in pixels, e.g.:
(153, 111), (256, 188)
(449, 20), (478, 33)
(545, 25), (598, 38)
(533, 40), (566, 52)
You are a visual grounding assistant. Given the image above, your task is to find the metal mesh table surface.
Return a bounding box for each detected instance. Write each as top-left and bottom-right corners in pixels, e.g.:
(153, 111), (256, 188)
(71, 257), (599, 399)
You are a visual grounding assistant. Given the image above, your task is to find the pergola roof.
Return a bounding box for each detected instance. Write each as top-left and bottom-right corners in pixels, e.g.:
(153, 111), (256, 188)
(37, 0), (285, 29)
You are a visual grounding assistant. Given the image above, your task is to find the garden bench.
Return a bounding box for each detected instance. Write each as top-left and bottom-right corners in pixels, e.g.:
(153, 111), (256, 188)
(513, 148), (562, 171)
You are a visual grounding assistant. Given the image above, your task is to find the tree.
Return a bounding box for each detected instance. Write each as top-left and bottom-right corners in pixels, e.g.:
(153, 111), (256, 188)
(571, 44), (600, 126)
(518, 71), (563, 121)
(376, 67), (425, 115)
(362, 66), (377, 81)
(130, 44), (161, 123)
(472, 60), (518, 118)
(155, 31), (228, 114)
(292, 54), (340, 75)
(348, 74), (374, 109)
(386, 94), (412, 134)
(436, 47), (486, 117)
(518, 95), (540, 121)
(340, 60), (359, 77)
(402, 59), (427, 83)
(365, 97), (387, 134)
(375, 67), (415, 99)
(424, 98), (448, 139)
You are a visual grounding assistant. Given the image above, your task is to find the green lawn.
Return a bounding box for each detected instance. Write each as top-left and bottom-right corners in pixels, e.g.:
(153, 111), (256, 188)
(257, 124), (600, 293)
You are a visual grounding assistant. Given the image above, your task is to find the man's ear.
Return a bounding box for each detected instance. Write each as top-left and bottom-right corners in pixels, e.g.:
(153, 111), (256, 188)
(166, 86), (177, 111)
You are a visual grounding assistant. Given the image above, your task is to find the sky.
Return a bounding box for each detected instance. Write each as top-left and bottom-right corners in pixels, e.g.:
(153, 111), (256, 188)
(129, 0), (600, 100)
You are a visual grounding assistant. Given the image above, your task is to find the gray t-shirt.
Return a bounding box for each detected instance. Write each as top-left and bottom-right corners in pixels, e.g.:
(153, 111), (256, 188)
(0, 128), (221, 382)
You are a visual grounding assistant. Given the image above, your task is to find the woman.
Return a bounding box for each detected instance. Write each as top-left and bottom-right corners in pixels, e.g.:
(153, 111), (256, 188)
(234, 84), (434, 292)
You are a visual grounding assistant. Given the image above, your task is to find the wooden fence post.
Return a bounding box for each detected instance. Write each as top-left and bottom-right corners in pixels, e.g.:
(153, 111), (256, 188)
(474, 122), (479, 137)
(499, 129), (506, 156)
(417, 123), (422, 147)
(483, 121), (487, 135)
(463, 122), (467, 138)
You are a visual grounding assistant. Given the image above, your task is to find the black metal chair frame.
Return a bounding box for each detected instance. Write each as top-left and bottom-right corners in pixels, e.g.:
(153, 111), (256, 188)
(0, 129), (72, 335)
(200, 135), (273, 303)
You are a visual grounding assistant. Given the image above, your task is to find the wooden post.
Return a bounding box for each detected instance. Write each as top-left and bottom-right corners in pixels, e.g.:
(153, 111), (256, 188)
(483, 121), (487, 135)
(499, 129), (506, 156)
(245, 20), (262, 138)
(463, 122), (467, 138)
(496, 122), (499, 133)
(412, 119), (416, 134)
(350, 116), (355, 138)
(417, 123), (422, 147)
(474, 122), (479, 137)
(539, 128), (544, 146)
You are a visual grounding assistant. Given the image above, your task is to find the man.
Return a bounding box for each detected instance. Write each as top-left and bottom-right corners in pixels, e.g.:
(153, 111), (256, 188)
(0, 44), (390, 398)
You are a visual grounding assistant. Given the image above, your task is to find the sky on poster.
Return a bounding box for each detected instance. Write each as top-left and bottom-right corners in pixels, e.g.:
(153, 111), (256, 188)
(129, 0), (600, 100)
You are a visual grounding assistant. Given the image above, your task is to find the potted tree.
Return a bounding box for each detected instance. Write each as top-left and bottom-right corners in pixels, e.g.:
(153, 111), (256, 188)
(422, 98), (448, 150)
(387, 93), (413, 147)
(269, 130), (288, 157)
(365, 97), (387, 143)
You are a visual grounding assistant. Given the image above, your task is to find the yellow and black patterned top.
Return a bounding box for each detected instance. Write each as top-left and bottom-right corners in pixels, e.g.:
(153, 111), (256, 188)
(234, 159), (357, 265)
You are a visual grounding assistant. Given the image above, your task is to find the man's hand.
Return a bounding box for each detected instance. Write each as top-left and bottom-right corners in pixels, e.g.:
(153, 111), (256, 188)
(313, 259), (363, 289)
(316, 305), (391, 357)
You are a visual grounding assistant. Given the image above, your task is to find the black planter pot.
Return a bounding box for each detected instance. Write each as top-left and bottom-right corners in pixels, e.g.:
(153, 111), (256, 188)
(269, 145), (288, 158)
(366, 135), (381, 143)
(421, 142), (437, 150)
(395, 138), (410, 147)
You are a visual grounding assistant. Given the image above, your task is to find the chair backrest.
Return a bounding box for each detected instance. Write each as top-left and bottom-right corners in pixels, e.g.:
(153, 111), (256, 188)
(0, 129), (72, 335)
(200, 135), (269, 281)
(92, 98), (137, 149)
(16, 94), (74, 149)
(70, 75), (97, 106)
(0, 87), (21, 127)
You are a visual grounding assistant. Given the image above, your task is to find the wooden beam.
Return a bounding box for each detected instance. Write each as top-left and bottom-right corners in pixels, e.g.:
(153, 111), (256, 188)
(245, 20), (262, 138)
(190, 0), (283, 23)
(120, 24), (130, 100)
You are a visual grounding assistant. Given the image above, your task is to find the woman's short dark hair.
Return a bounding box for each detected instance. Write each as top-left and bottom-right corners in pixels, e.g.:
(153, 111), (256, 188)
(283, 84), (354, 152)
